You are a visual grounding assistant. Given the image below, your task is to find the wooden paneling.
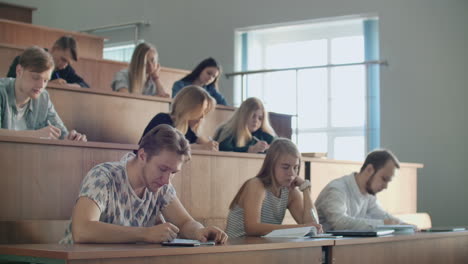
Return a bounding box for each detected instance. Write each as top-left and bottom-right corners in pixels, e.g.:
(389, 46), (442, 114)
(0, 43), (189, 92)
(330, 232), (468, 264)
(0, 19), (104, 58)
(47, 85), (171, 144)
(0, 238), (329, 264)
(0, 220), (69, 244)
(0, 3), (36, 24)
(305, 157), (423, 215)
(0, 137), (421, 234)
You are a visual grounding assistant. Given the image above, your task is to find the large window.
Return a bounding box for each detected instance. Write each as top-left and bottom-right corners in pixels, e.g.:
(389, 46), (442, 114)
(103, 42), (136, 62)
(234, 17), (379, 161)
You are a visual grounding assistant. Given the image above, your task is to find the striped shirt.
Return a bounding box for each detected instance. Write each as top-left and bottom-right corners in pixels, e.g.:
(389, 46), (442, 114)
(225, 187), (289, 238)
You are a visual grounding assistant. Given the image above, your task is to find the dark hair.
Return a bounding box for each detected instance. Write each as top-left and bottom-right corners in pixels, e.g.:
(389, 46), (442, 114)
(53, 35), (78, 61)
(138, 124), (191, 161)
(360, 149), (400, 173)
(18, 46), (55, 73)
(181, 57), (221, 88)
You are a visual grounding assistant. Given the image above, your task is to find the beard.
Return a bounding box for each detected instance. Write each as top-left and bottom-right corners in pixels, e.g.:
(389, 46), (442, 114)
(365, 172), (377, 196)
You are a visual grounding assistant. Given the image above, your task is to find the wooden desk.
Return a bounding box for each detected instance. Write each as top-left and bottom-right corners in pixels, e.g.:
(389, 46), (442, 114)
(0, 19), (104, 58)
(0, 237), (331, 264)
(329, 231), (468, 264)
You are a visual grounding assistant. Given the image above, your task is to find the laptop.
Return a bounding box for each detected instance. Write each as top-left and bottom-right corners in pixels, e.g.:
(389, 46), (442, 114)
(329, 229), (395, 237)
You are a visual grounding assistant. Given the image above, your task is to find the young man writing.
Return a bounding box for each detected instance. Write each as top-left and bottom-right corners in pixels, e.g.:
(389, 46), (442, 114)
(0, 46), (86, 141)
(60, 124), (227, 244)
(315, 150), (405, 231)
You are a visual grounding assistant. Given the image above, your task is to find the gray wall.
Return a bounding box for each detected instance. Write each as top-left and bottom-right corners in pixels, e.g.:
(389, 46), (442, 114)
(6, 0), (468, 226)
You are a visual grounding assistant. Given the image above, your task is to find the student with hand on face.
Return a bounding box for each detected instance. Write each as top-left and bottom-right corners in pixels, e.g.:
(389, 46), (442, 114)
(7, 36), (89, 88)
(140, 85), (218, 151)
(172, 57), (227, 105)
(0, 46), (86, 141)
(315, 150), (407, 231)
(60, 124), (227, 244)
(225, 138), (322, 238)
(214, 97), (275, 153)
(111, 42), (169, 97)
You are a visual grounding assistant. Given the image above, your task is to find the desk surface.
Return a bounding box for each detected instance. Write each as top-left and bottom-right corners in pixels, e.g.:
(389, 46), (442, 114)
(330, 231), (468, 264)
(0, 237), (332, 264)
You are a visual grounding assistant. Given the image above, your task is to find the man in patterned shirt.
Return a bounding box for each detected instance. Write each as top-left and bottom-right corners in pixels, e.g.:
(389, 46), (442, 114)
(61, 124), (227, 244)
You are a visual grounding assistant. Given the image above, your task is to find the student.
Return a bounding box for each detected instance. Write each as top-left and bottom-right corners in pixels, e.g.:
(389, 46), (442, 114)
(315, 149), (405, 231)
(7, 36), (89, 88)
(0, 46), (86, 141)
(225, 138), (322, 238)
(111, 42), (169, 97)
(172, 58), (227, 105)
(60, 124), (227, 244)
(140, 85), (218, 151)
(214, 97), (275, 153)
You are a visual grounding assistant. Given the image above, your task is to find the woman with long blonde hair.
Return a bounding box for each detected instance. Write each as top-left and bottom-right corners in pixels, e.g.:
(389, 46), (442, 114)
(214, 97), (275, 153)
(111, 42), (169, 97)
(225, 138), (322, 238)
(139, 85), (218, 150)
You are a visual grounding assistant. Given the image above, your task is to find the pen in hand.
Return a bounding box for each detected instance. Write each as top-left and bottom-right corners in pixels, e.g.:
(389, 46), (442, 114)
(159, 212), (166, 224)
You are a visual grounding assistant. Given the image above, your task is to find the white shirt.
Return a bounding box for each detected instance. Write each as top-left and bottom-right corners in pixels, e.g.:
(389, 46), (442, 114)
(315, 173), (401, 231)
(13, 103), (28, 130)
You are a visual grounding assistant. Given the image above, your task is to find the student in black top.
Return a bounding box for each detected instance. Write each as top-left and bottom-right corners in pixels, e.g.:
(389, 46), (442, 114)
(140, 85), (218, 151)
(7, 35), (89, 88)
(214, 97), (275, 153)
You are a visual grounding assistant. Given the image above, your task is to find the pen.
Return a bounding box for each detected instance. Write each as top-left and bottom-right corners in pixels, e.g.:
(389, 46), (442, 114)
(159, 213), (166, 223)
(252, 136), (260, 142)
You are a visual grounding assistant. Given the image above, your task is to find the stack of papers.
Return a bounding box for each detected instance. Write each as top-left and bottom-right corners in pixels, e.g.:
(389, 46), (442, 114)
(263, 226), (317, 238)
(376, 224), (416, 234)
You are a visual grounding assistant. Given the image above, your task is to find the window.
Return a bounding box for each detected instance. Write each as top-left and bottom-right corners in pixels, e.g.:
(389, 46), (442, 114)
(103, 43), (136, 62)
(234, 17), (380, 161)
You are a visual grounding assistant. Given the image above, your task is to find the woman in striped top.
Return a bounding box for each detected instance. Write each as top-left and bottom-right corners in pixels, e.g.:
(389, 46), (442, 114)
(225, 138), (322, 238)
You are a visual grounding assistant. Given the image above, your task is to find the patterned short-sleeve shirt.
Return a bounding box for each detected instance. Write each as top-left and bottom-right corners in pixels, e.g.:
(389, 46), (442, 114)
(60, 152), (176, 244)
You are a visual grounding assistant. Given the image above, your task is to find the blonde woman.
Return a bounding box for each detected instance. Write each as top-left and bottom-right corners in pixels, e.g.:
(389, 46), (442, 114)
(214, 97), (275, 153)
(139, 85), (218, 151)
(111, 42), (169, 97)
(225, 139), (322, 238)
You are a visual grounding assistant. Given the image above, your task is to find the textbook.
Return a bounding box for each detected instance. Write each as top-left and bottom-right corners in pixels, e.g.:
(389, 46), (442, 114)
(376, 224), (416, 234)
(161, 238), (216, 247)
(329, 229), (395, 237)
(263, 226), (317, 238)
(422, 227), (466, 232)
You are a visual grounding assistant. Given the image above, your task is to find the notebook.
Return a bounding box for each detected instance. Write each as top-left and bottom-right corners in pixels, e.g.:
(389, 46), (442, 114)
(263, 226), (317, 238)
(376, 224), (416, 234)
(422, 227), (466, 232)
(329, 229), (395, 237)
(161, 238), (216, 247)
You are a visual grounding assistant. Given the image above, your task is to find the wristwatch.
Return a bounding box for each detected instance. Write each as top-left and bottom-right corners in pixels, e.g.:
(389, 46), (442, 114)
(299, 180), (311, 191)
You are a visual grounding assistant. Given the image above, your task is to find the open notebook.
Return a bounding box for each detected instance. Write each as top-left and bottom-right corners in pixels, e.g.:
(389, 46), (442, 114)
(263, 226), (317, 238)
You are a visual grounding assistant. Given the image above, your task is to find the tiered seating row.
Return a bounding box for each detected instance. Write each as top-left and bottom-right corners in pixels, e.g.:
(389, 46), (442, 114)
(0, 136), (422, 233)
(0, 19), (104, 59)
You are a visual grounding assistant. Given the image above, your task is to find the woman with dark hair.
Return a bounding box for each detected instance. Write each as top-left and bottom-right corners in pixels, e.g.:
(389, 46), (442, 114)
(172, 58), (227, 105)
